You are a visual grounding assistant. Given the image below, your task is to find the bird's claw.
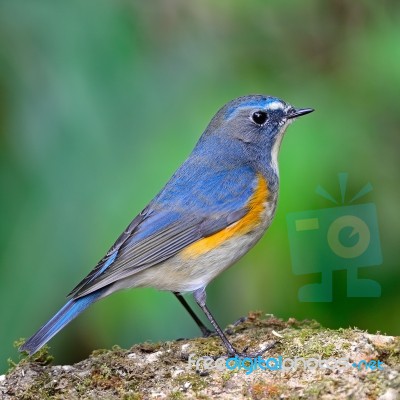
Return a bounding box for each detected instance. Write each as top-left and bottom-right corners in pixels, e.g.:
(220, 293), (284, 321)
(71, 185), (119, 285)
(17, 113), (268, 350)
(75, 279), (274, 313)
(227, 340), (278, 359)
(199, 327), (215, 338)
(224, 316), (247, 335)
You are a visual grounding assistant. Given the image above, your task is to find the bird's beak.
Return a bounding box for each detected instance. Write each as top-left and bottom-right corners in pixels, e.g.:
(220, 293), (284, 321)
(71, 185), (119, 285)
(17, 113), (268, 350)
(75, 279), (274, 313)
(287, 107), (314, 119)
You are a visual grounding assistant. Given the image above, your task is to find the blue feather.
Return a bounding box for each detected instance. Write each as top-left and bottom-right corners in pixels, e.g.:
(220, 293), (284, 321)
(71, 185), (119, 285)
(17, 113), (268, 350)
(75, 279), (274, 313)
(19, 289), (104, 355)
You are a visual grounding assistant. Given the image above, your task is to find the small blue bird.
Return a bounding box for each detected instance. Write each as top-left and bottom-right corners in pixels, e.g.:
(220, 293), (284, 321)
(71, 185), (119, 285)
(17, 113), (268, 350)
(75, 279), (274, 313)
(20, 95), (313, 356)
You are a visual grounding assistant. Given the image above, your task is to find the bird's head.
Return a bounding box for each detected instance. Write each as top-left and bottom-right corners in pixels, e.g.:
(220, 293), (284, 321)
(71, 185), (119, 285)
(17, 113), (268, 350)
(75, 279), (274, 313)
(205, 94), (314, 172)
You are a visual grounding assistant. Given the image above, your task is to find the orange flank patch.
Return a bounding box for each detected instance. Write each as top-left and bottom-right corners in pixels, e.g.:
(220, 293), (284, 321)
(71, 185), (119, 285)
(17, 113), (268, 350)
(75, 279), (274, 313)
(181, 174), (269, 259)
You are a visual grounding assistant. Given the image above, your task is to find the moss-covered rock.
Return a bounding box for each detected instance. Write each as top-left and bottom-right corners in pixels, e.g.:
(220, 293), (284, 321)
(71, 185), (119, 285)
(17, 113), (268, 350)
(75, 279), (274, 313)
(1, 314), (399, 399)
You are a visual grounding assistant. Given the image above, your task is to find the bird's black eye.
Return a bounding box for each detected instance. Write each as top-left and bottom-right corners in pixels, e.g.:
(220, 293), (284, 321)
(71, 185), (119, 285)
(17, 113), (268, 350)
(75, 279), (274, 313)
(251, 111), (268, 125)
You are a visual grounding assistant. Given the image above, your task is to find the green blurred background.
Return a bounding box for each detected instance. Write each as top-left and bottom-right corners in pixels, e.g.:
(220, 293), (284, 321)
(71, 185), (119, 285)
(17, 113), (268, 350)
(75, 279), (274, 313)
(1, 0), (399, 373)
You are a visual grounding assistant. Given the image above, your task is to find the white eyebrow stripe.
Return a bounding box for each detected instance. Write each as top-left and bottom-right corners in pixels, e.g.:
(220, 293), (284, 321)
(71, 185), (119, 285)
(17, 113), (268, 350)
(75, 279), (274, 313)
(267, 101), (284, 110)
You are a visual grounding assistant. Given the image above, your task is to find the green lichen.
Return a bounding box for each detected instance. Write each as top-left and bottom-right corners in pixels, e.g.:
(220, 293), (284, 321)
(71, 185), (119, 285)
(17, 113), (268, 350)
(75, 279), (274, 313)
(174, 372), (207, 393)
(121, 394), (143, 400)
(8, 338), (54, 374)
(167, 390), (186, 400)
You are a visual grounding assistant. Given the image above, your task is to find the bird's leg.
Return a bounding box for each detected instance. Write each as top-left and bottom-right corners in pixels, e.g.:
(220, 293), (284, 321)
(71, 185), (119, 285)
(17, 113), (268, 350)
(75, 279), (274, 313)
(193, 287), (238, 356)
(173, 292), (213, 337)
(193, 287), (276, 357)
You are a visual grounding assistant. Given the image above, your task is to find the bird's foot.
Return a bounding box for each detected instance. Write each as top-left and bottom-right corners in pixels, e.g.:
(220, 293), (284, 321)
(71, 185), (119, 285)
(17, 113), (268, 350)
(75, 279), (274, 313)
(224, 316), (247, 335)
(227, 340), (278, 359)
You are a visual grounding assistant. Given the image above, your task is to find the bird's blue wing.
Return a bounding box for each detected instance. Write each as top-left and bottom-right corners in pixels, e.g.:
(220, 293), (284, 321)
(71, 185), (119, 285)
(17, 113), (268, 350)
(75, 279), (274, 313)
(69, 161), (259, 298)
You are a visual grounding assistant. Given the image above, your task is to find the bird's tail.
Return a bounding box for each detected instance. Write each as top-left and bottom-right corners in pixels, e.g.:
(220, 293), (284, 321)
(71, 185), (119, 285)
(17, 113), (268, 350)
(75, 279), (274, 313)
(19, 290), (104, 355)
